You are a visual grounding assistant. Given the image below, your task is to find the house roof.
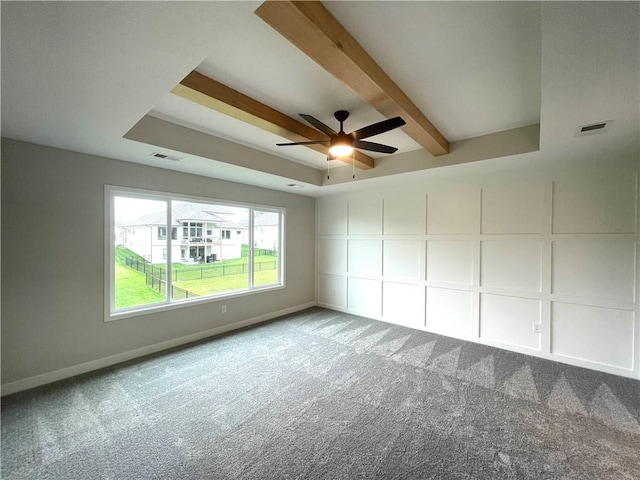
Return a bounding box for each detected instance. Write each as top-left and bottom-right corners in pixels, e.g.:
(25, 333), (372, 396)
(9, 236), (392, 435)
(124, 203), (227, 227)
(254, 211), (279, 227)
(202, 205), (236, 215)
(1, 2), (638, 196)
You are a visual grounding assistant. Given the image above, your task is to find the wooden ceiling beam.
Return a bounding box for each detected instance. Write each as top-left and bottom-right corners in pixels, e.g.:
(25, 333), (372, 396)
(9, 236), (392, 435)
(172, 71), (375, 169)
(255, 0), (450, 156)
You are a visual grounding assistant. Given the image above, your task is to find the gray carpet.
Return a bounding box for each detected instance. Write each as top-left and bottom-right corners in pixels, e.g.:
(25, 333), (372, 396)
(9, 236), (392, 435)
(2, 307), (639, 479)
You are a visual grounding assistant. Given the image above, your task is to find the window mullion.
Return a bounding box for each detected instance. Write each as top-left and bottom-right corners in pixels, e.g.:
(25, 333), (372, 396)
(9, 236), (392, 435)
(248, 208), (254, 289)
(165, 200), (172, 304)
(278, 211), (283, 285)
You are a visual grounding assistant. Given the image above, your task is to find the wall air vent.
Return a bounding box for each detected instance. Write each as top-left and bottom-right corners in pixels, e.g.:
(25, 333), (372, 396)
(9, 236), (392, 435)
(575, 120), (612, 137)
(150, 152), (181, 162)
(581, 123), (607, 132)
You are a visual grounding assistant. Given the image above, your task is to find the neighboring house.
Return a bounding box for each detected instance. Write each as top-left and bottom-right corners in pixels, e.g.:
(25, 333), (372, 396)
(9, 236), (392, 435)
(253, 211), (279, 253)
(114, 219), (126, 246)
(123, 203), (248, 263)
(219, 221), (248, 259)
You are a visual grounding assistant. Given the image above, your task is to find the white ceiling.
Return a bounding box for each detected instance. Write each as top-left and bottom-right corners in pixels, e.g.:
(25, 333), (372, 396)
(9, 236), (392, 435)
(2, 2), (638, 197)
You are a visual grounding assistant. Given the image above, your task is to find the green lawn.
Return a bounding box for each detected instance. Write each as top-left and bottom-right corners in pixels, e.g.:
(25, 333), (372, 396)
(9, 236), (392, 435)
(160, 255), (277, 270)
(115, 246), (147, 265)
(173, 270), (278, 297)
(114, 246), (279, 307)
(115, 264), (165, 308)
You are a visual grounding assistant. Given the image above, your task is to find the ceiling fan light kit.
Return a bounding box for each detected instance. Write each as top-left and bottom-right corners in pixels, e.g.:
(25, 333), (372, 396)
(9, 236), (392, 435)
(329, 131), (354, 157)
(329, 144), (353, 157)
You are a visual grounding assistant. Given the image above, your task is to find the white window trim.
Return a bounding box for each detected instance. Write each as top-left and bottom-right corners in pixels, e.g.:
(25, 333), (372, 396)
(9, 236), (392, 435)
(104, 185), (285, 322)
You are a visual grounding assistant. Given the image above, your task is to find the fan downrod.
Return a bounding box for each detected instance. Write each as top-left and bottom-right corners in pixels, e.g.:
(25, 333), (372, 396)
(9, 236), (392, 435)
(334, 110), (349, 131)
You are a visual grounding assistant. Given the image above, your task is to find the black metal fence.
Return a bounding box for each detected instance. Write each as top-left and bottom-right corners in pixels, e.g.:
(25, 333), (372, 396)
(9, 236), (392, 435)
(126, 258), (166, 279)
(125, 257), (277, 283)
(145, 274), (196, 300)
(241, 248), (278, 258)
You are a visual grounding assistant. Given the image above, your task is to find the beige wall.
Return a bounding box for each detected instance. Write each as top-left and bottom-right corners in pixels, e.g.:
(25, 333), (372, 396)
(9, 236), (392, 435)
(1, 138), (316, 388)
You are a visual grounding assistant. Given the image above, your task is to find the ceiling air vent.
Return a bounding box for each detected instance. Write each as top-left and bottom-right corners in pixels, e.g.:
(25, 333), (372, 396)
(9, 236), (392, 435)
(150, 152), (181, 162)
(575, 120), (612, 137)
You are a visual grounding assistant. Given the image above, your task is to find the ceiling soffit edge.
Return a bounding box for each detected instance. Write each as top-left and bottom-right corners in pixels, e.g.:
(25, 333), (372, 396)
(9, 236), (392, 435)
(322, 124), (540, 186)
(124, 115), (324, 186)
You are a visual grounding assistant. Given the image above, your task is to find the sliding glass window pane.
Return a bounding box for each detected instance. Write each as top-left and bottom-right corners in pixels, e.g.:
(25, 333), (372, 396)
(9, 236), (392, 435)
(114, 196), (167, 309)
(253, 210), (280, 287)
(170, 201), (250, 299)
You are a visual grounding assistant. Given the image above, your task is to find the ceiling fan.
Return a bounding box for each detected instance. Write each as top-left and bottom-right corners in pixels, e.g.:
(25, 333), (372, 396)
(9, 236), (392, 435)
(276, 110), (406, 157)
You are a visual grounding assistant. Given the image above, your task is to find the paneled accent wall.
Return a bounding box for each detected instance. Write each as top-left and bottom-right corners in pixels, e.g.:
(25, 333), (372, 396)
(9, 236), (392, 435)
(316, 160), (639, 379)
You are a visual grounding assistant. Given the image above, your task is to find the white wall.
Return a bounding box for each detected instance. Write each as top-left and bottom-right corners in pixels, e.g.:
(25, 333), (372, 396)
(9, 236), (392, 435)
(1, 138), (316, 391)
(317, 156), (639, 379)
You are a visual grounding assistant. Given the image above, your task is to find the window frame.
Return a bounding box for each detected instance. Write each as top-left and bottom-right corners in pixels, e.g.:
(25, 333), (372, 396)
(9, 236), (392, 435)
(105, 185), (285, 322)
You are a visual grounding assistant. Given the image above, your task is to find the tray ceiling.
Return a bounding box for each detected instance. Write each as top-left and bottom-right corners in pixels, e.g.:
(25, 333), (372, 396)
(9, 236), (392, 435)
(2, 2), (637, 196)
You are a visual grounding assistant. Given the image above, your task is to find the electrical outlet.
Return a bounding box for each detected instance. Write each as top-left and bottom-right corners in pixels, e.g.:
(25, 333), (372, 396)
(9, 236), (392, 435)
(221, 305), (227, 314)
(532, 323), (541, 334)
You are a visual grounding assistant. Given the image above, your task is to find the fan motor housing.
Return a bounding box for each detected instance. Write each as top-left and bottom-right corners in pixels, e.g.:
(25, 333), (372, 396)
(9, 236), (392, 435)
(331, 131), (353, 147)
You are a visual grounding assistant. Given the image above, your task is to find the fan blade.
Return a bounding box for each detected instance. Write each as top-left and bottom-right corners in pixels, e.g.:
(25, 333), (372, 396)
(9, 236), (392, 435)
(299, 114), (337, 137)
(353, 140), (398, 154)
(276, 140), (329, 146)
(351, 116), (406, 140)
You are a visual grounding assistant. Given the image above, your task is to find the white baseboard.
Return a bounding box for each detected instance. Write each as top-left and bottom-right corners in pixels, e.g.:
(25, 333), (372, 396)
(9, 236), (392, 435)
(1, 302), (317, 396)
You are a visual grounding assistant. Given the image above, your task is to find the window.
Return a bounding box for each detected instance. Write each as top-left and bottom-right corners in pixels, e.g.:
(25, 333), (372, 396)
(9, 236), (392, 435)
(160, 227), (177, 241)
(107, 186), (284, 319)
(184, 222), (203, 239)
